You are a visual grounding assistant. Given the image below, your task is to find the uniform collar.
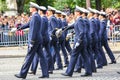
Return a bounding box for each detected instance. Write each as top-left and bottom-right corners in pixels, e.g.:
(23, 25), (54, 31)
(40, 14), (45, 17)
(32, 11), (37, 15)
(89, 17), (94, 20)
(84, 16), (88, 19)
(101, 18), (105, 21)
(76, 16), (82, 20)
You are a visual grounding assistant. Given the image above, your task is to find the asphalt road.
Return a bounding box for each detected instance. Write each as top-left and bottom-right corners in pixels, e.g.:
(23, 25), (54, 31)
(0, 54), (120, 80)
(0, 42), (120, 80)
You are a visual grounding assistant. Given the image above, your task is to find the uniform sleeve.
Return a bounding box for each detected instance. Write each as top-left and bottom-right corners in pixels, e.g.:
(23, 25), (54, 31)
(64, 23), (74, 31)
(31, 15), (41, 44)
(49, 18), (58, 36)
(99, 21), (105, 40)
(51, 18), (58, 29)
(59, 19), (63, 28)
(77, 19), (84, 43)
(89, 20), (95, 38)
(63, 20), (68, 27)
(20, 22), (30, 29)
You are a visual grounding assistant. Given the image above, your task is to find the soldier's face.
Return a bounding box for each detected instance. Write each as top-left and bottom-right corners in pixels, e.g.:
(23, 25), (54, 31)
(29, 7), (34, 13)
(74, 11), (80, 18)
(87, 12), (92, 18)
(38, 10), (42, 15)
(82, 13), (85, 17)
(99, 15), (102, 20)
(74, 12), (77, 17)
(47, 11), (51, 16)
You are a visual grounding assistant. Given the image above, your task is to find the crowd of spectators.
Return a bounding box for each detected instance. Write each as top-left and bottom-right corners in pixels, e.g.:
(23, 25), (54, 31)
(0, 8), (120, 46)
(105, 8), (120, 39)
(0, 13), (29, 30)
(0, 13), (30, 46)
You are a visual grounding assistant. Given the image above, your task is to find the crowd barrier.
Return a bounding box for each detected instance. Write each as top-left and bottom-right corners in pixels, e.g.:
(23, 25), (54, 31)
(110, 25), (120, 45)
(0, 29), (28, 47)
(0, 25), (120, 47)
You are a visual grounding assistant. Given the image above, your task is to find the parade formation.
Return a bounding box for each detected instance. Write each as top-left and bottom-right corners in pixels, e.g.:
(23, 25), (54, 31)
(14, 2), (118, 79)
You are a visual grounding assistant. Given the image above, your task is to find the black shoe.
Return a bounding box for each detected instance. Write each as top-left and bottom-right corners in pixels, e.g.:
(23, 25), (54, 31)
(92, 70), (97, 73)
(48, 71), (53, 74)
(55, 68), (63, 70)
(74, 69), (81, 73)
(109, 61), (116, 64)
(103, 64), (107, 66)
(61, 73), (72, 77)
(117, 72), (120, 74)
(64, 64), (68, 67)
(14, 74), (26, 79)
(81, 74), (92, 77)
(28, 71), (35, 75)
(38, 76), (49, 78)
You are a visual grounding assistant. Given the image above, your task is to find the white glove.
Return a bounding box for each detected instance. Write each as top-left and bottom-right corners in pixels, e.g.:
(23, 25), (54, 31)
(10, 28), (17, 32)
(29, 44), (33, 50)
(74, 42), (80, 48)
(49, 36), (52, 40)
(66, 33), (73, 38)
(55, 29), (62, 38)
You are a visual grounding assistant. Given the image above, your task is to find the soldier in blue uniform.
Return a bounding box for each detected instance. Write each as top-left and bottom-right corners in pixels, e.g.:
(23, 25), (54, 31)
(61, 12), (72, 56)
(28, 6), (54, 75)
(14, 2), (49, 79)
(47, 6), (63, 70)
(99, 12), (116, 64)
(93, 9), (104, 68)
(55, 10), (69, 68)
(62, 6), (92, 77)
(88, 8), (104, 68)
(74, 7), (97, 73)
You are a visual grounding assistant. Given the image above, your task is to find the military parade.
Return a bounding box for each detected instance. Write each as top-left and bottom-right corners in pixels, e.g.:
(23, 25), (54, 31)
(3, 1), (118, 79)
(0, 0), (120, 80)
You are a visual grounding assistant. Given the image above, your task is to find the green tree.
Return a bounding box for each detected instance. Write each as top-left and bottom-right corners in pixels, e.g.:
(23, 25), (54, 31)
(20, 0), (120, 14)
(0, 0), (8, 13)
(36, 0), (55, 7)
(102, 0), (120, 9)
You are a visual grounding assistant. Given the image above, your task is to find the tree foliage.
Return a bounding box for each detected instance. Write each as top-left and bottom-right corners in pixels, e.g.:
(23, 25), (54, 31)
(54, 0), (120, 11)
(0, 0), (8, 13)
(102, 0), (120, 9)
(1, 0), (120, 14)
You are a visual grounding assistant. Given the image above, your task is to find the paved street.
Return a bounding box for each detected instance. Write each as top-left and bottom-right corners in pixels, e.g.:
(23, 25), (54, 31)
(0, 54), (120, 80)
(0, 42), (120, 80)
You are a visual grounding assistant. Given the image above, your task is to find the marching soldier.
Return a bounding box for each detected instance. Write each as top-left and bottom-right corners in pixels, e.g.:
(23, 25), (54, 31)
(55, 10), (69, 68)
(74, 7), (97, 73)
(93, 9), (104, 68)
(14, 2), (49, 79)
(28, 6), (54, 75)
(88, 8), (104, 67)
(61, 5), (92, 77)
(99, 11), (116, 64)
(62, 13), (72, 55)
(47, 6), (63, 70)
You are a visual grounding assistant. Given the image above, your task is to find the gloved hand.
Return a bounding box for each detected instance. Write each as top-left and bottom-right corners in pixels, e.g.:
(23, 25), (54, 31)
(55, 29), (62, 38)
(49, 36), (52, 41)
(74, 42), (80, 48)
(29, 44), (33, 50)
(10, 28), (17, 32)
(67, 33), (73, 38)
(29, 44), (33, 47)
(66, 33), (73, 41)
